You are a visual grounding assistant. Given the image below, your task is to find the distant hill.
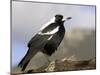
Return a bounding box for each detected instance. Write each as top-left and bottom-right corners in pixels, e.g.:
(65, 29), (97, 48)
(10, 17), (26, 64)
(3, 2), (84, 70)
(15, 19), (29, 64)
(54, 28), (96, 61)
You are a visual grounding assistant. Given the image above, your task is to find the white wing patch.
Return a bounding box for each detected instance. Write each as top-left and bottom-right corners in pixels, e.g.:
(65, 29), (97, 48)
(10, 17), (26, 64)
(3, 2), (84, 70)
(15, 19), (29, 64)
(38, 26), (59, 35)
(47, 35), (53, 40)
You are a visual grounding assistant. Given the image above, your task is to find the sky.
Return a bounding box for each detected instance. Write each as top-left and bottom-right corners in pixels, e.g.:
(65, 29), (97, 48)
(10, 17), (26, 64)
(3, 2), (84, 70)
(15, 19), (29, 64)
(12, 1), (96, 66)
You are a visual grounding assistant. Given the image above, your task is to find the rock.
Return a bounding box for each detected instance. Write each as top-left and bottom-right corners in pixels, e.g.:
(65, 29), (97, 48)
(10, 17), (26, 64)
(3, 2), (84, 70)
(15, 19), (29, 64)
(23, 57), (96, 74)
(44, 61), (56, 72)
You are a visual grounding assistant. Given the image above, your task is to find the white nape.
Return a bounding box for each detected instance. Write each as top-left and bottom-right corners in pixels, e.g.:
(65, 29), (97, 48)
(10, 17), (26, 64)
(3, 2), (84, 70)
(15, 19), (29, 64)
(39, 17), (55, 31)
(38, 26), (59, 35)
(62, 17), (66, 21)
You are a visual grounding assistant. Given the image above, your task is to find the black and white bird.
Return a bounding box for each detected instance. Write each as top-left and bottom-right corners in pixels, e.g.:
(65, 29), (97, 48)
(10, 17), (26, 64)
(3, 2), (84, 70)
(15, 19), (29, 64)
(18, 14), (72, 71)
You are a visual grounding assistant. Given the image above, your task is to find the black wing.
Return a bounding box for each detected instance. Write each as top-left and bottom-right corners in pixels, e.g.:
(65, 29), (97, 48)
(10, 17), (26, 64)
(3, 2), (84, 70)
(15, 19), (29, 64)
(28, 34), (50, 48)
(18, 34), (51, 71)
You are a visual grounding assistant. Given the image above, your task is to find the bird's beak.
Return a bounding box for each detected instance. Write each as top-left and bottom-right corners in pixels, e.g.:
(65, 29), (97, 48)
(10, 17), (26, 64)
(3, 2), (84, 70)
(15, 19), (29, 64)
(66, 17), (72, 20)
(63, 17), (72, 22)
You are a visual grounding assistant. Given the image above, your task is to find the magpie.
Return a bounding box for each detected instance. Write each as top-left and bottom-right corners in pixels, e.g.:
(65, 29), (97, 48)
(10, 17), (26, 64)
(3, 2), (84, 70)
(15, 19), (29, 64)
(18, 14), (72, 71)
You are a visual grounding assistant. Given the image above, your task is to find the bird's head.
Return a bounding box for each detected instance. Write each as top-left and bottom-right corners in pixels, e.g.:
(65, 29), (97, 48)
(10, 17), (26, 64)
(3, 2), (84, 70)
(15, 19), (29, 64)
(55, 14), (63, 22)
(55, 14), (72, 23)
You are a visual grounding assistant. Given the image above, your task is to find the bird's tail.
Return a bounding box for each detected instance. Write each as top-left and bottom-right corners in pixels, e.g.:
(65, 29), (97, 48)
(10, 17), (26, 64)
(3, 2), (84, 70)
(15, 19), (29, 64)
(18, 48), (38, 71)
(18, 50), (31, 71)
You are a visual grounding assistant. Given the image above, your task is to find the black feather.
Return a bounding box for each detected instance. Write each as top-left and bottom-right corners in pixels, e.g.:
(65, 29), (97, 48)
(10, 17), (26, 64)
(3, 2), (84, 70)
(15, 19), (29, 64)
(42, 25), (65, 56)
(18, 14), (69, 71)
(18, 48), (38, 71)
(18, 34), (51, 71)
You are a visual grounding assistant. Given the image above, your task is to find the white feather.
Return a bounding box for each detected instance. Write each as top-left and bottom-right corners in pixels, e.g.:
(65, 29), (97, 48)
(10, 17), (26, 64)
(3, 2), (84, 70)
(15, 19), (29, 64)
(62, 17), (66, 21)
(47, 35), (53, 40)
(39, 17), (55, 31)
(38, 26), (59, 35)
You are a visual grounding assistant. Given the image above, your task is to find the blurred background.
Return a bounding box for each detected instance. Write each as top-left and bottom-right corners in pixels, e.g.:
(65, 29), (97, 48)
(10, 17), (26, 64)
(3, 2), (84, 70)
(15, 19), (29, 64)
(12, 1), (96, 70)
